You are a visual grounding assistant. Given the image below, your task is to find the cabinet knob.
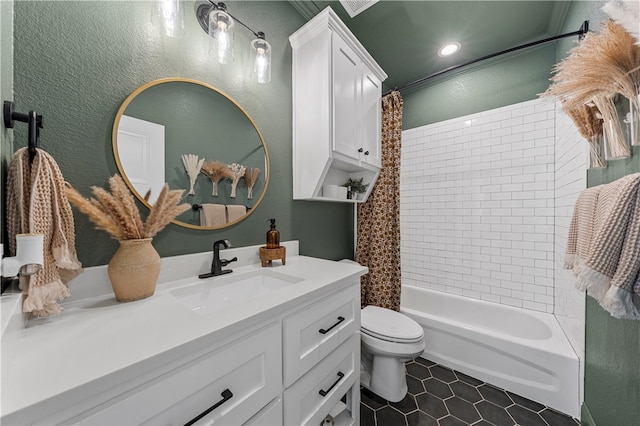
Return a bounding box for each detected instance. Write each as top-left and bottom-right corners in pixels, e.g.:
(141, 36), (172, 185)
(364, 151), (369, 156)
(358, 148), (364, 153)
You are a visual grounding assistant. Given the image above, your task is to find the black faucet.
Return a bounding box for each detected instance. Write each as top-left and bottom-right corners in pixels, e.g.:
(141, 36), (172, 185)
(198, 239), (237, 279)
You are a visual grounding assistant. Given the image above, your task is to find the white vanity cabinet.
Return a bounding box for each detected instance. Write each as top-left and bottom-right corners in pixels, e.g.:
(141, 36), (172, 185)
(2, 256), (363, 426)
(290, 6), (387, 203)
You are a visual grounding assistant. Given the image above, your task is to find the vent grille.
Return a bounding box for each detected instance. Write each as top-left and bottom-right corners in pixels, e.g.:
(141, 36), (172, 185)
(339, 0), (380, 17)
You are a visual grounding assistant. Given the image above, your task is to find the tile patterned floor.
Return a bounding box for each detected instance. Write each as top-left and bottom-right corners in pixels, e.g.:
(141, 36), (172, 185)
(360, 358), (580, 426)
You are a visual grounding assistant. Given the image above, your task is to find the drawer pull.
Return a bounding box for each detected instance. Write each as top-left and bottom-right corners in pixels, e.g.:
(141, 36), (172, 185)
(319, 316), (345, 334)
(184, 389), (233, 426)
(319, 372), (345, 397)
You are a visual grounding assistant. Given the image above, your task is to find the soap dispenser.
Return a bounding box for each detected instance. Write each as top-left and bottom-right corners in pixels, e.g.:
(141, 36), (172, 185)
(266, 218), (280, 249)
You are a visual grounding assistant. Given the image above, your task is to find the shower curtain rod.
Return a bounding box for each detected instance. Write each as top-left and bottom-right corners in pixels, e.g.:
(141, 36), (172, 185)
(384, 20), (589, 96)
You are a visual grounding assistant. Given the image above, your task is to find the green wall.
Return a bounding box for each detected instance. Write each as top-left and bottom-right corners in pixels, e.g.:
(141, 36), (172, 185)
(402, 43), (557, 129)
(10, 1), (354, 267)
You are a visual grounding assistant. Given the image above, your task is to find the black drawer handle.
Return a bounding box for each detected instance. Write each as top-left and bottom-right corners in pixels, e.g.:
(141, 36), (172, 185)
(319, 316), (345, 334)
(184, 389), (233, 426)
(319, 372), (345, 397)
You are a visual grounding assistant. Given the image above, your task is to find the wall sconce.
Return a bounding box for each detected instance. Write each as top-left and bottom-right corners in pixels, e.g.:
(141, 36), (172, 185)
(195, 1), (272, 83)
(1, 234), (44, 278)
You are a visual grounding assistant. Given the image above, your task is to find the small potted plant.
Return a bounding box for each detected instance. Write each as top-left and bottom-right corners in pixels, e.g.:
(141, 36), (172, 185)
(343, 177), (369, 200)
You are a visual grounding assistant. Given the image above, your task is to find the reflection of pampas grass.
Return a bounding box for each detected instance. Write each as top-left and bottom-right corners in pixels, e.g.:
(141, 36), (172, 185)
(181, 154), (204, 195)
(244, 167), (260, 199)
(65, 174), (190, 240)
(603, 0), (640, 46)
(201, 160), (233, 196)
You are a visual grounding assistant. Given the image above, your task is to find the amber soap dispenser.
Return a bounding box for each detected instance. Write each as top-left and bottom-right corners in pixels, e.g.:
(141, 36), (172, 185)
(266, 218), (280, 248)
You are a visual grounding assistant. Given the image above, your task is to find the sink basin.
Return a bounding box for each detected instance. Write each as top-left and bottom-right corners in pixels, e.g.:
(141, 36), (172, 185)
(170, 269), (303, 315)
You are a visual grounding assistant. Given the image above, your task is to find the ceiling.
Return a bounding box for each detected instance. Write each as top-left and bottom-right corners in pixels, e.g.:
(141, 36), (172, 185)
(288, 1), (574, 92)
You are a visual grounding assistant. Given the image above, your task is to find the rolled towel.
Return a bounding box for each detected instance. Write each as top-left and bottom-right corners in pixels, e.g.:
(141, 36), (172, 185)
(200, 204), (226, 227)
(226, 205), (247, 223)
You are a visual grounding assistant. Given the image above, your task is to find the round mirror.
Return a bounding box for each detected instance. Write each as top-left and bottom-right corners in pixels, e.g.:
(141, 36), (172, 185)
(112, 78), (269, 230)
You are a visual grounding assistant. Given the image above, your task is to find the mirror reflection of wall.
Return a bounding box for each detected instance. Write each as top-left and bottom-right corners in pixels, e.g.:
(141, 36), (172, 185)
(113, 78), (269, 230)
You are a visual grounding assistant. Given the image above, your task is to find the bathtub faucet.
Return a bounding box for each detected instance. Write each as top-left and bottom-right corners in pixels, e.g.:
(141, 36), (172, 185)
(199, 239), (237, 279)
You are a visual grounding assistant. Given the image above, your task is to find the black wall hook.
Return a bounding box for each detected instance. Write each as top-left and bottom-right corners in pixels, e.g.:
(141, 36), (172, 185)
(3, 100), (44, 163)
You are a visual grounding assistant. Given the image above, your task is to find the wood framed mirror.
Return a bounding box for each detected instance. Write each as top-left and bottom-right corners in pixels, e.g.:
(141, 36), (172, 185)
(112, 78), (269, 230)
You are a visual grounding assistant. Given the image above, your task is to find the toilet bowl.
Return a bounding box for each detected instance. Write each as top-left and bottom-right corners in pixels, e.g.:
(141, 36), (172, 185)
(360, 305), (425, 402)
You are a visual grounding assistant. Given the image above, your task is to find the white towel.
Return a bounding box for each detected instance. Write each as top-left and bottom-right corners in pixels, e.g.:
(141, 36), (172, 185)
(200, 204), (226, 227)
(226, 205), (246, 223)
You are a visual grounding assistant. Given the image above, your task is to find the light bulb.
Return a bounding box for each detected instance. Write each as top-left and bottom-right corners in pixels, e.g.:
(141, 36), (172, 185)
(251, 37), (271, 84)
(209, 9), (234, 64)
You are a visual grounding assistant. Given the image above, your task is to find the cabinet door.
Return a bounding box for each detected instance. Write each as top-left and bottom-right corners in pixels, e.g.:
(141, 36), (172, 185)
(359, 66), (382, 168)
(332, 33), (359, 162)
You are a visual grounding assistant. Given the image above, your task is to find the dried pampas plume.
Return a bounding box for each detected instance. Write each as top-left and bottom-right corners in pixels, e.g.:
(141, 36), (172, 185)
(603, 0), (640, 46)
(65, 174), (190, 240)
(227, 163), (246, 199)
(542, 19), (640, 160)
(181, 154), (204, 195)
(244, 167), (260, 199)
(201, 160), (233, 196)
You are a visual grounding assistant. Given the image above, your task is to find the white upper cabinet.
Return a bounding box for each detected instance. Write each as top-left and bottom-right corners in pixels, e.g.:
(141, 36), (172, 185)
(290, 6), (387, 203)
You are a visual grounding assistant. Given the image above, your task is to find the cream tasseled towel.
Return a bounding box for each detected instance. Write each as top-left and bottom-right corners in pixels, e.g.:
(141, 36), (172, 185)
(200, 204), (226, 227)
(226, 205), (246, 223)
(7, 148), (83, 317)
(565, 173), (640, 320)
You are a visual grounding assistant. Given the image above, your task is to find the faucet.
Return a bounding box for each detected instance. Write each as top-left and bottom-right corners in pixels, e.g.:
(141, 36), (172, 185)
(198, 239), (237, 279)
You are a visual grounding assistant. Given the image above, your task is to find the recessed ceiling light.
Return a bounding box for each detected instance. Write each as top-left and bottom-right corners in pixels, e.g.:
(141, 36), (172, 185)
(438, 42), (461, 57)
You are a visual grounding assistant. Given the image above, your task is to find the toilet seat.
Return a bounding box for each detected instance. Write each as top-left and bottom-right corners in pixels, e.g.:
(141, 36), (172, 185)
(361, 305), (424, 343)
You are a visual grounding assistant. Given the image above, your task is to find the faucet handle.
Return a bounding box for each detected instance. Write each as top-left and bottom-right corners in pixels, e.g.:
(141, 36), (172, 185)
(221, 257), (237, 267)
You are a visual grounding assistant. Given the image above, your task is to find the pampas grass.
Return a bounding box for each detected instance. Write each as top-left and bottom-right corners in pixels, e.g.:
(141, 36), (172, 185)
(542, 19), (640, 160)
(65, 174), (190, 240)
(181, 154), (204, 195)
(227, 163), (246, 198)
(244, 167), (260, 199)
(564, 102), (606, 168)
(201, 160), (233, 196)
(603, 0), (640, 46)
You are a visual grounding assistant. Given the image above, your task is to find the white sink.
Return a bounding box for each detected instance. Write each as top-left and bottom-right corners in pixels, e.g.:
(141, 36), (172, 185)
(170, 269), (303, 315)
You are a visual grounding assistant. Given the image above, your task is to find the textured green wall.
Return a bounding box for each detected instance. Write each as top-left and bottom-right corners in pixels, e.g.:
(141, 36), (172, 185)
(583, 148), (640, 426)
(11, 1), (354, 267)
(402, 43), (557, 129)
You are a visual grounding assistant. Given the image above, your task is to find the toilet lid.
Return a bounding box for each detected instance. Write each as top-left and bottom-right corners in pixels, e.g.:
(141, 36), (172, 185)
(361, 306), (424, 343)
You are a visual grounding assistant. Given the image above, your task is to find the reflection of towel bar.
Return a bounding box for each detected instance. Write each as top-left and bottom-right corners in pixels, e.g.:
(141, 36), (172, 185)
(3, 101), (44, 163)
(192, 204), (252, 211)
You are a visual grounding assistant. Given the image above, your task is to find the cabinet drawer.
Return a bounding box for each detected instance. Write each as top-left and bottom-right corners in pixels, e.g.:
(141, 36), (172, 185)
(283, 286), (359, 386)
(283, 334), (359, 426)
(244, 397), (282, 426)
(74, 322), (281, 426)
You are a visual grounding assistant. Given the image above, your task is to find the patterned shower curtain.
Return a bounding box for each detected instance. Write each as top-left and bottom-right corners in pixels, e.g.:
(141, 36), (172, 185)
(356, 91), (403, 311)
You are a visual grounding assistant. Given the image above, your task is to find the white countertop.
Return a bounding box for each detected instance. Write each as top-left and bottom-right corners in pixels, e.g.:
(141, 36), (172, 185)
(1, 245), (366, 423)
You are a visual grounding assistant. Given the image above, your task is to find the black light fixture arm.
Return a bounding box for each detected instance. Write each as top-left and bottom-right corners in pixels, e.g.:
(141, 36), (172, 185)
(385, 20), (589, 96)
(197, 1), (266, 40)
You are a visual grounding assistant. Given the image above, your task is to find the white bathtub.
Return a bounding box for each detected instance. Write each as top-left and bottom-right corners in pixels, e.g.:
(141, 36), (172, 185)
(400, 285), (580, 418)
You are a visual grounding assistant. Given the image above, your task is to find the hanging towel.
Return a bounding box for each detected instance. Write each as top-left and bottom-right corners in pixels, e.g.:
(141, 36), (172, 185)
(200, 203), (226, 227)
(226, 205), (246, 223)
(565, 172), (640, 320)
(6, 147), (83, 317)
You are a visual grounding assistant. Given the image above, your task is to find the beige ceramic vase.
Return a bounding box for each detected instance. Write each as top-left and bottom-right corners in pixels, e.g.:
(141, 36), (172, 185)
(107, 238), (161, 302)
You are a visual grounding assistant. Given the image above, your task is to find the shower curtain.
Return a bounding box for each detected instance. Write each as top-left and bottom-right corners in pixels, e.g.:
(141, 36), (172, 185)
(356, 91), (403, 311)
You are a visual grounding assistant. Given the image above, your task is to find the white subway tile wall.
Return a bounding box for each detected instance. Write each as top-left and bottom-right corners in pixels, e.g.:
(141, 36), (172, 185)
(401, 99), (557, 312)
(553, 104), (587, 402)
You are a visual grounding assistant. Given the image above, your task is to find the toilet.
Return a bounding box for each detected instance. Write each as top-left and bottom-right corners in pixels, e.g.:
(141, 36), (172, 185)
(360, 305), (425, 402)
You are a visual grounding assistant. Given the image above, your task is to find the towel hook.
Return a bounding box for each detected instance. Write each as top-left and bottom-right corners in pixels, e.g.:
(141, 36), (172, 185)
(3, 100), (44, 162)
